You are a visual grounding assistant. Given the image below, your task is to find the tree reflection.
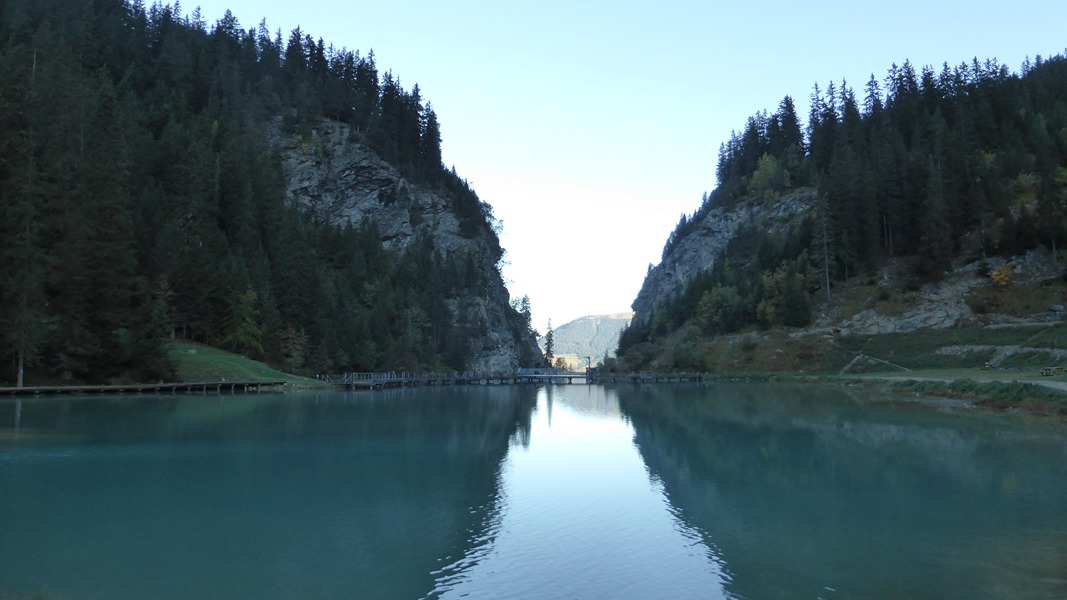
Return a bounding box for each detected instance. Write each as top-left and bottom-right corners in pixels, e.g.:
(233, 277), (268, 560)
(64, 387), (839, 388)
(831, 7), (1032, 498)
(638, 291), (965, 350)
(618, 383), (1067, 600)
(0, 387), (538, 600)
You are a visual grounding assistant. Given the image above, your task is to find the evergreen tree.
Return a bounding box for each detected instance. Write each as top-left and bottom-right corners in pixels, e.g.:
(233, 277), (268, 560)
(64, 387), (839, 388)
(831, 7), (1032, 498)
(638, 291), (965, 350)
(625, 51), (1067, 368)
(519, 295), (533, 330)
(544, 319), (555, 367)
(0, 43), (50, 386)
(917, 155), (953, 277)
(221, 287), (263, 355)
(0, 0), (534, 382)
(421, 103), (443, 177)
(863, 74), (884, 118)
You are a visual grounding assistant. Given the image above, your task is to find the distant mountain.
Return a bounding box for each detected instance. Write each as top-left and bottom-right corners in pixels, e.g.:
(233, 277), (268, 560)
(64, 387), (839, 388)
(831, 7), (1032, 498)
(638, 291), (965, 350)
(540, 313), (633, 364)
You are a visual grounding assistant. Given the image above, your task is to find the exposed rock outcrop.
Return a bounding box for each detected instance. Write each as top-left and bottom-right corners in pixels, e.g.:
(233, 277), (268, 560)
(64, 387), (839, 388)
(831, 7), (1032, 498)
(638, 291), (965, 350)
(268, 120), (539, 373)
(799, 250), (1065, 338)
(631, 191), (816, 324)
(633, 185), (1065, 344)
(269, 120), (472, 254)
(825, 275), (982, 336)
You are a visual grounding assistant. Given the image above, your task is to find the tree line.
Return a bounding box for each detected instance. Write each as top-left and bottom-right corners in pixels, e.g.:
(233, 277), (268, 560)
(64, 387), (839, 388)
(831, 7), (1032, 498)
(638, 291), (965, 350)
(622, 52), (1067, 367)
(0, 0), (531, 385)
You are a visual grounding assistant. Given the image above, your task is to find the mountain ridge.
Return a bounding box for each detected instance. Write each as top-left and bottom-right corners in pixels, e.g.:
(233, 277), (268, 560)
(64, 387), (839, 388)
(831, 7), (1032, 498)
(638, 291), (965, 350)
(540, 313), (632, 364)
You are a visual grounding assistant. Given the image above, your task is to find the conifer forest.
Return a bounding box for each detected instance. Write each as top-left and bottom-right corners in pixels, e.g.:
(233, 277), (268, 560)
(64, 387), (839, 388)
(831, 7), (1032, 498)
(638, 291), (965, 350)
(620, 52), (1067, 360)
(0, 0), (532, 384)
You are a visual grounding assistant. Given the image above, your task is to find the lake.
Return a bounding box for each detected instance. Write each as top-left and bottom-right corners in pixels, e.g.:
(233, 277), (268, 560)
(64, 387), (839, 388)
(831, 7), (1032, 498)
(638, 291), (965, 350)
(1, 384), (1065, 599)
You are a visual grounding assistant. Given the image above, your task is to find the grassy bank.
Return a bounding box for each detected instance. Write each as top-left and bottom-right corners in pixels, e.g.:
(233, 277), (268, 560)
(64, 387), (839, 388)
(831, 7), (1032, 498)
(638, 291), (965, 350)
(3, 342), (321, 389)
(168, 341), (322, 386)
(635, 321), (1067, 417)
(819, 323), (1067, 416)
(697, 370), (1067, 418)
(853, 377), (1067, 416)
(663, 322), (1067, 374)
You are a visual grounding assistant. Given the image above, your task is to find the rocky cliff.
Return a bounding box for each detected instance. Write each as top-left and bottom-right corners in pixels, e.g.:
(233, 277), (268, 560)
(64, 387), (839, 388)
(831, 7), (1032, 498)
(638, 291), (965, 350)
(631, 191), (816, 325)
(632, 185), (1064, 345)
(268, 120), (540, 373)
(270, 119), (481, 254)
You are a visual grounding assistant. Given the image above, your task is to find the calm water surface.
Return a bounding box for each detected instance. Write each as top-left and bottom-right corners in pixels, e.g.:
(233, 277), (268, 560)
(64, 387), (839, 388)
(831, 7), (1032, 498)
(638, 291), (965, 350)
(1, 384), (1065, 599)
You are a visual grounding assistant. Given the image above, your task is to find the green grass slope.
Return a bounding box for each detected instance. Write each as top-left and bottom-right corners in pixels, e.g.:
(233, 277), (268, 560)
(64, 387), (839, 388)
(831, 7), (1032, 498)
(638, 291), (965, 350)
(647, 322), (1067, 416)
(168, 342), (319, 384)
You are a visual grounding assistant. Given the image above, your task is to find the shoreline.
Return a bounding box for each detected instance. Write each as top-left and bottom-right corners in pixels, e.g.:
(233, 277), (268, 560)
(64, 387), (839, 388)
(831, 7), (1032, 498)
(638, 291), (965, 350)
(822, 373), (1067, 419)
(692, 370), (1067, 420)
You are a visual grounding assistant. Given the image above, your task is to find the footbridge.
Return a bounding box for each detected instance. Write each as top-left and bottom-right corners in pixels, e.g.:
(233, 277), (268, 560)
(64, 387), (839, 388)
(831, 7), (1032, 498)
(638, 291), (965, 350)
(321, 370), (706, 390)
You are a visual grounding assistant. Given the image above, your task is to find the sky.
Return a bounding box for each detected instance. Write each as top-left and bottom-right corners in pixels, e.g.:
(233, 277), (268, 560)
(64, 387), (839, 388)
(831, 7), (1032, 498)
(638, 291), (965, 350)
(191, 0), (1066, 330)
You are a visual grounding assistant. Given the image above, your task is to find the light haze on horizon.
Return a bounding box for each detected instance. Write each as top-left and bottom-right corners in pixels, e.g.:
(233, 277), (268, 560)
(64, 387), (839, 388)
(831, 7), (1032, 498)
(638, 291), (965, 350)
(190, 0), (1066, 330)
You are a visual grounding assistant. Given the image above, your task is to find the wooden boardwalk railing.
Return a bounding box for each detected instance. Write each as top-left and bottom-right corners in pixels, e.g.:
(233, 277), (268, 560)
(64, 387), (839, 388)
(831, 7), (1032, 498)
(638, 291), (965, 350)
(0, 380), (287, 396)
(321, 371), (547, 390)
(0, 372), (710, 396)
(319, 371), (707, 390)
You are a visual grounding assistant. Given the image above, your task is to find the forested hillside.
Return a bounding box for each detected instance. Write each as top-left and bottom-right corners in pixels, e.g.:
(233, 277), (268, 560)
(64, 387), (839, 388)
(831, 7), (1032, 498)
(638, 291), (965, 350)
(0, 0), (538, 385)
(620, 52), (1067, 367)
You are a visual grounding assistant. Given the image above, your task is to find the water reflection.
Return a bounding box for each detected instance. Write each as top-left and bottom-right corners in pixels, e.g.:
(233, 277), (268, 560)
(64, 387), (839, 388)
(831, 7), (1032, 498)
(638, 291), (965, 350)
(3, 384), (1065, 599)
(429, 385), (731, 599)
(618, 383), (1067, 600)
(0, 387), (536, 600)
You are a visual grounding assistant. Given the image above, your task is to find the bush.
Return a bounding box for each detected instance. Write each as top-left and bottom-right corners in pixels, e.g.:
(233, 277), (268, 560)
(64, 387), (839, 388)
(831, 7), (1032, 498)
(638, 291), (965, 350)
(991, 264), (1012, 286)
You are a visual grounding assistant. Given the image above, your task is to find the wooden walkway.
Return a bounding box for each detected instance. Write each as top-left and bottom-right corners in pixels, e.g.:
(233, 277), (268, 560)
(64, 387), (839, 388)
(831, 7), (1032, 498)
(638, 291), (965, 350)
(324, 372), (570, 390)
(323, 371), (706, 390)
(0, 380), (287, 396)
(586, 371), (706, 384)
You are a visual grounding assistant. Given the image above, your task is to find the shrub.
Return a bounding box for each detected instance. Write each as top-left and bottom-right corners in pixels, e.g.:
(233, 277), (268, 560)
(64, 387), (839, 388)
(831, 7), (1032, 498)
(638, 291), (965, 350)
(991, 264), (1012, 286)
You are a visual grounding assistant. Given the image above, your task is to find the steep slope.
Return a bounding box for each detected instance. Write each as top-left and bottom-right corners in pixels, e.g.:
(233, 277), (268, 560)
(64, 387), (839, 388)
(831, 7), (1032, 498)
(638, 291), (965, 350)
(271, 120), (541, 374)
(0, 0), (541, 385)
(631, 192), (814, 326)
(620, 54), (1067, 371)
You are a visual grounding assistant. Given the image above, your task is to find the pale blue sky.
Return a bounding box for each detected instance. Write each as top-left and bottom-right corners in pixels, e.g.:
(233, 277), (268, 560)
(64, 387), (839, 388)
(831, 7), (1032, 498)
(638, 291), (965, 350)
(192, 0), (1066, 330)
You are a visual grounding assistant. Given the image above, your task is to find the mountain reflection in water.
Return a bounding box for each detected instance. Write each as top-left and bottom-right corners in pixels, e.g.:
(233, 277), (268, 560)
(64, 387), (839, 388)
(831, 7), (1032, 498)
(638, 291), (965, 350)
(2, 384), (1065, 599)
(0, 388), (536, 600)
(617, 383), (1067, 600)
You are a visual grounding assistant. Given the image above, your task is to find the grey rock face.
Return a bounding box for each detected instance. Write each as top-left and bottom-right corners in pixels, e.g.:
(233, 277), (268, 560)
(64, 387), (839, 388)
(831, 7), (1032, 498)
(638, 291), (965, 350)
(631, 191), (816, 324)
(269, 120), (471, 255)
(633, 183), (1065, 342)
(831, 276), (981, 335)
(539, 313), (633, 360)
(268, 120), (538, 373)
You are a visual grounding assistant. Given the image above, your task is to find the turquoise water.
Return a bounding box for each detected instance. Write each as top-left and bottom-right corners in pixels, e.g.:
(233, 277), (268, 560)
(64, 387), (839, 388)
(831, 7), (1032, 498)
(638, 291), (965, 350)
(1, 384), (1065, 599)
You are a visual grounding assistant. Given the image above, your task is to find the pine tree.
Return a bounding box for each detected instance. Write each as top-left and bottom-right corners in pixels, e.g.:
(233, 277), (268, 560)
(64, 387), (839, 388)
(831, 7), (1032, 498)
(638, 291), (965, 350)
(863, 74), (884, 118)
(0, 0), (539, 380)
(918, 155), (953, 278)
(544, 319), (555, 367)
(222, 287), (264, 355)
(420, 103), (443, 178)
(0, 43), (50, 386)
(519, 295), (533, 330)
(813, 192), (834, 302)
